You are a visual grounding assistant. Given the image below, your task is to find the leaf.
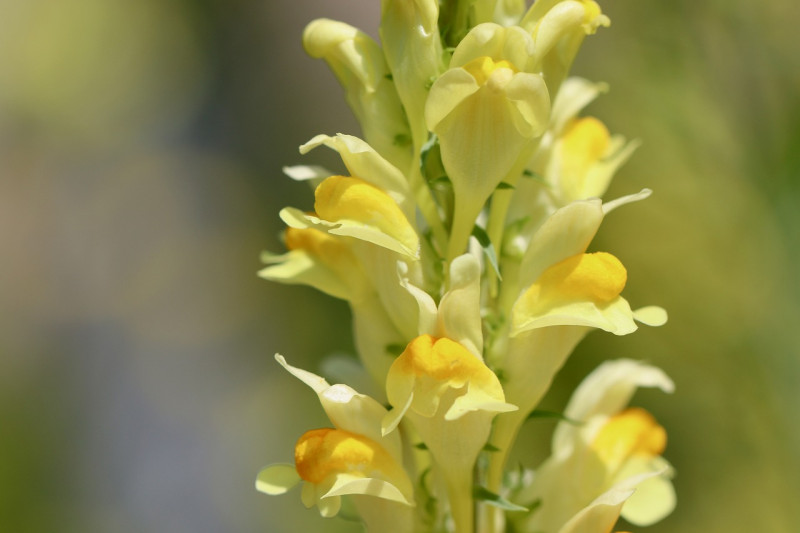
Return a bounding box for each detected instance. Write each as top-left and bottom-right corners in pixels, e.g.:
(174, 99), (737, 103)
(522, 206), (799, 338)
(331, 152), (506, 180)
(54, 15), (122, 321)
(385, 343), (407, 356)
(496, 182), (515, 190)
(419, 133), (438, 170)
(471, 224), (502, 280)
(526, 409), (583, 425)
(483, 442), (501, 453)
(522, 169), (548, 185)
(473, 486), (528, 512)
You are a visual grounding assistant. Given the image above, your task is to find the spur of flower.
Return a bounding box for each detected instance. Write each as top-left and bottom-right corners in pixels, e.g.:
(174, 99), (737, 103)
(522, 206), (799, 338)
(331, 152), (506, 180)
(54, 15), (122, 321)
(256, 1), (675, 532)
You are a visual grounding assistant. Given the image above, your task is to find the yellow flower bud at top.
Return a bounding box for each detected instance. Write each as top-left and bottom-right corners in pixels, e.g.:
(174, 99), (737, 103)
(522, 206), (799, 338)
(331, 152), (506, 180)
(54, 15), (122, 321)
(591, 407), (667, 472)
(530, 252), (627, 304)
(295, 427), (404, 485)
(462, 56), (518, 88)
(314, 175), (419, 254)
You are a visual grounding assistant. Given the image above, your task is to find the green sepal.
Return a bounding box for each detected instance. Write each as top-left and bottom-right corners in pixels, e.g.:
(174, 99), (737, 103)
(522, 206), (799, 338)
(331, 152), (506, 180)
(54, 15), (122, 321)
(522, 168), (548, 185)
(483, 442), (501, 453)
(473, 486), (528, 512)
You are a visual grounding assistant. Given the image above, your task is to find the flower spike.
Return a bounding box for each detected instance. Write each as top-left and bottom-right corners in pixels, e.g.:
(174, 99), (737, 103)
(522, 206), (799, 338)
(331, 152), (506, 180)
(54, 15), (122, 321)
(259, 2), (676, 532)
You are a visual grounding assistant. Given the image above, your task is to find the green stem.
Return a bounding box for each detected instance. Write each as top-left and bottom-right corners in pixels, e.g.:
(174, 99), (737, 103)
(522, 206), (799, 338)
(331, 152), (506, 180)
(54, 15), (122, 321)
(444, 465), (475, 533)
(408, 163), (449, 257)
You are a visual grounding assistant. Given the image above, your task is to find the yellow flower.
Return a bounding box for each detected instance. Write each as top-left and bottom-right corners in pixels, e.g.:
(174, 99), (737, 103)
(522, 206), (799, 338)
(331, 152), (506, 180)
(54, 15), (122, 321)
(259, 226), (365, 301)
(280, 175), (419, 258)
(383, 334), (515, 533)
(257, 356), (414, 521)
(384, 335), (514, 424)
(513, 359), (676, 532)
(425, 23), (550, 258)
(510, 199), (665, 338)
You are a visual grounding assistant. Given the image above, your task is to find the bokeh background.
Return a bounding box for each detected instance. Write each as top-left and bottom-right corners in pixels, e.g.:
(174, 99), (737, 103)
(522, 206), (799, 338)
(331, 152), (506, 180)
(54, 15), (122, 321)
(1, 0), (798, 532)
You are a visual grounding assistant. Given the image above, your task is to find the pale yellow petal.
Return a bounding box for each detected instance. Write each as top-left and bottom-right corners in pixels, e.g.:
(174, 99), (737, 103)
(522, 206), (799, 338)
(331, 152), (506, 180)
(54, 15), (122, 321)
(633, 305), (668, 327)
(619, 458), (676, 526)
(255, 464), (301, 495)
(315, 176), (420, 257)
(323, 475), (413, 505)
(437, 254), (484, 357)
(450, 23), (535, 72)
(258, 250), (351, 301)
(299, 134), (411, 211)
(517, 199), (604, 290)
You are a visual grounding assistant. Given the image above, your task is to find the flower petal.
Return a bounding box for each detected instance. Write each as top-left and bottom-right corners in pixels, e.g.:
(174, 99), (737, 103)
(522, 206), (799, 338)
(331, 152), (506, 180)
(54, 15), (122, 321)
(323, 474), (413, 505)
(450, 23), (535, 72)
(517, 199), (604, 291)
(255, 464), (301, 495)
(258, 250), (351, 301)
(437, 254), (484, 357)
(619, 457), (676, 526)
(300, 134), (411, 212)
(275, 355), (402, 460)
(633, 305), (668, 327)
(554, 359), (674, 453)
(549, 77), (608, 134)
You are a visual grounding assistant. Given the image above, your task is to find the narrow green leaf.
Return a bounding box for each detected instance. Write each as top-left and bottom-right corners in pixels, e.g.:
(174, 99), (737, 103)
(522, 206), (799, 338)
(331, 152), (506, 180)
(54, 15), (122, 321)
(420, 133), (438, 169)
(522, 169), (548, 185)
(471, 224), (502, 280)
(473, 486), (528, 512)
(496, 182), (515, 190)
(483, 442), (501, 453)
(526, 409), (583, 425)
(414, 442), (428, 450)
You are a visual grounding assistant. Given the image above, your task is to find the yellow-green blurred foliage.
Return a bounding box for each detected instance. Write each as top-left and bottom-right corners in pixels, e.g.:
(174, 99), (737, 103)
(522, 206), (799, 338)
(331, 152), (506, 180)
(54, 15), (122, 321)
(0, 0), (797, 532)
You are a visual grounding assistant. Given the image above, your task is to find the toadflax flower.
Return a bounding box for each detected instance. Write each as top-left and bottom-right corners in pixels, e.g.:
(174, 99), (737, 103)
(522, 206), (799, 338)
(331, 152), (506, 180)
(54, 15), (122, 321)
(511, 359), (676, 533)
(384, 334), (516, 533)
(257, 1), (677, 532)
(257, 356), (415, 531)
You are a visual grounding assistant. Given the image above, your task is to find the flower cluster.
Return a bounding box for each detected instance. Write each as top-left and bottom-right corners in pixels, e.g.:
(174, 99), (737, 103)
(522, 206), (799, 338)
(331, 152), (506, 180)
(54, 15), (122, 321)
(257, 1), (675, 532)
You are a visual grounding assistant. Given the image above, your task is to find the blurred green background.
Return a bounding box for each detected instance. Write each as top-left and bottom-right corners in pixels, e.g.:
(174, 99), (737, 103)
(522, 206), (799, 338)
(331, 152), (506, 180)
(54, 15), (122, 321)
(1, 0), (797, 532)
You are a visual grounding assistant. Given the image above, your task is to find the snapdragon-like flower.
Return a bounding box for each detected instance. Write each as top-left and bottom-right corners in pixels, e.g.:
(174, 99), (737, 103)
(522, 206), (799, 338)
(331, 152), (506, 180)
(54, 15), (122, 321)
(258, 1), (676, 532)
(384, 334), (516, 533)
(426, 23), (549, 259)
(512, 359), (676, 533)
(257, 356), (414, 529)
